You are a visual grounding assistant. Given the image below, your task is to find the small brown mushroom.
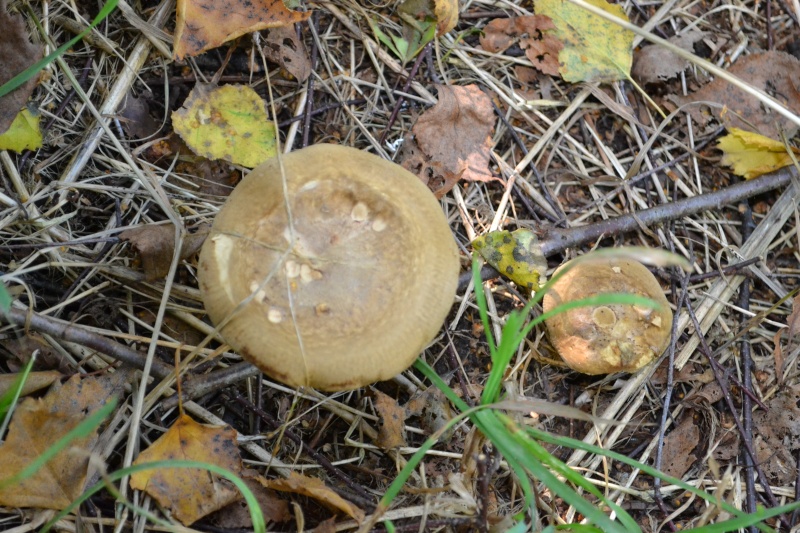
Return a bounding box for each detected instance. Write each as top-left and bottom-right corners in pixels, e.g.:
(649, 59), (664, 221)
(197, 144), (460, 391)
(542, 256), (672, 374)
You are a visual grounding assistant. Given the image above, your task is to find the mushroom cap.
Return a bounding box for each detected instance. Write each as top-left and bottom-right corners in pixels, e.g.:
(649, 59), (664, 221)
(197, 144), (460, 391)
(542, 257), (672, 375)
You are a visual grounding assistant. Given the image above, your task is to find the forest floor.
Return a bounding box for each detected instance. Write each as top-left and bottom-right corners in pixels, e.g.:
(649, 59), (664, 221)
(1, 0), (800, 531)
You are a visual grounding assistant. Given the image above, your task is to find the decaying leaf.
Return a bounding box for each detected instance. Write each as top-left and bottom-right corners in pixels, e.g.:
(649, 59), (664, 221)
(472, 229), (548, 292)
(480, 16), (562, 76)
(0, 371), (128, 509)
(120, 93), (161, 139)
(401, 84), (495, 197)
(772, 294), (800, 384)
(751, 386), (800, 485)
(0, 0), (43, 135)
(261, 26), (312, 82)
(660, 411), (700, 479)
(259, 472), (365, 522)
(433, 0), (459, 35)
(0, 106), (41, 152)
(672, 51), (800, 138)
(172, 84), (277, 168)
(373, 390), (407, 449)
(534, 0), (634, 82)
(210, 469), (291, 527)
(174, 0), (311, 59)
(0, 370), (61, 398)
(717, 128), (798, 179)
(130, 413), (243, 526)
(120, 223), (209, 281)
(632, 31), (706, 84)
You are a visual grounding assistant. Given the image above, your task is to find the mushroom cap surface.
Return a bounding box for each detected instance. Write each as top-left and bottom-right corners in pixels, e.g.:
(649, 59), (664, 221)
(198, 144), (460, 391)
(542, 257), (672, 375)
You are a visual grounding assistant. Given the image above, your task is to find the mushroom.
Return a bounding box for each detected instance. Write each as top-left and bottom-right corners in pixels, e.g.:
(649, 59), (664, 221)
(542, 256), (672, 374)
(197, 144), (460, 391)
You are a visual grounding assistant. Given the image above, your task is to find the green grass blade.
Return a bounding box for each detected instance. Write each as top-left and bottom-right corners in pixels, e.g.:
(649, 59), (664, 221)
(0, 355), (35, 422)
(472, 254), (498, 359)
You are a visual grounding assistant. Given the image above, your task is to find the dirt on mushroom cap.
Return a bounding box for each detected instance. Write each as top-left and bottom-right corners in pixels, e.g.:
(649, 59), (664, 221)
(542, 256), (673, 375)
(197, 144), (460, 391)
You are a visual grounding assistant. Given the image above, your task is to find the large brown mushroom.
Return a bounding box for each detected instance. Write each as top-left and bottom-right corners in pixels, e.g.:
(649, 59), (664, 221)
(197, 144), (460, 391)
(542, 256), (672, 374)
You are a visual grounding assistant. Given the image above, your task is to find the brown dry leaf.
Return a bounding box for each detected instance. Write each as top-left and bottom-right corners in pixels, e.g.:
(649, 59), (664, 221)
(259, 472), (365, 522)
(210, 470), (291, 527)
(130, 413), (243, 526)
(660, 411), (700, 479)
(771, 294), (800, 384)
(120, 223), (209, 281)
(174, 0), (311, 59)
(0, 0), (43, 135)
(0, 371), (128, 509)
(0, 371), (61, 397)
(751, 386), (800, 484)
(373, 390), (407, 449)
(261, 26), (311, 82)
(120, 93), (160, 139)
(671, 51), (800, 138)
(480, 16), (562, 76)
(632, 31), (706, 84)
(401, 84), (495, 197)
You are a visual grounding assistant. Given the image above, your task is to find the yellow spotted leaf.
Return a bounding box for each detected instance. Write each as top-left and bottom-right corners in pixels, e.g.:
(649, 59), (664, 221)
(472, 229), (547, 292)
(130, 414), (243, 526)
(434, 0), (459, 35)
(718, 128), (798, 179)
(172, 84), (277, 168)
(535, 0), (634, 82)
(0, 107), (41, 152)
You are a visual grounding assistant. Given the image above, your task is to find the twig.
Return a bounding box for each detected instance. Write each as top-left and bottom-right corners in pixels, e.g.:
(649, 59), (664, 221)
(459, 164), (800, 291)
(0, 307), (173, 379)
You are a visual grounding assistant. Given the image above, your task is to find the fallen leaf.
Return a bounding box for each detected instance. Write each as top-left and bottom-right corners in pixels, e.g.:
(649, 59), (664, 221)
(120, 93), (161, 139)
(472, 229), (548, 292)
(632, 31), (706, 84)
(120, 223), (209, 281)
(751, 386), (800, 485)
(671, 51), (800, 138)
(261, 26), (311, 82)
(480, 16), (562, 76)
(174, 0), (311, 59)
(209, 470), (291, 527)
(259, 472), (365, 522)
(535, 0), (634, 82)
(373, 391), (407, 449)
(401, 84), (495, 197)
(130, 413), (243, 526)
(172, 83), (277, 168)
(0, 371), (61, 398)
(717, 128), (798, 179)
(771, 294), (800, 384)
(660, 411), (700, 479)
(312, 517), (338, 533)
(433, 0), (459, 35)
(0, 0), (43, 134)
(0, 371), (128, 509)
(0, 106), (41, 152)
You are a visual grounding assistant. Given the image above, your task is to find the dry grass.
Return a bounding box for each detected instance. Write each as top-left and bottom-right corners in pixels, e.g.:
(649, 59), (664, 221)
(2, 0), (800, 530)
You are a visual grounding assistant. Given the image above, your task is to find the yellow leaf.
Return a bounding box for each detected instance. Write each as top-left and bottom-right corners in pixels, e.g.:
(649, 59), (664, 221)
(434, 0), (459, 35)
(130, 414), (243, 526)
(0, 107), (42, 152)
(472, 229), (547, 292)
(535, 0), (634, 82)
(259, 472), (365, 522)
(172, 84), (277, 168)
(717, 128), (797, 179)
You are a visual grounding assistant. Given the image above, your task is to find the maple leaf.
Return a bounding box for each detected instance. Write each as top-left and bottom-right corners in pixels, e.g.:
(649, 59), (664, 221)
(534, 0), (634, 82)
(174, 0), (311, 59)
